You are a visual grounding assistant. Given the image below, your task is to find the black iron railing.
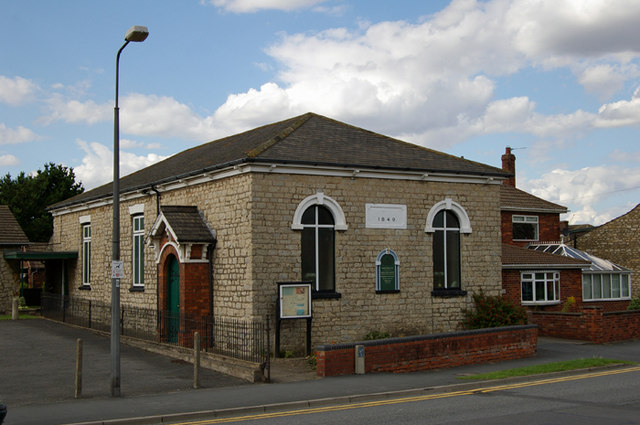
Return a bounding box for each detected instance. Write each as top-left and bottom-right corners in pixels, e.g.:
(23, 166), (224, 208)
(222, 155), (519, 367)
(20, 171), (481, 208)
(41, 293), (267, 364)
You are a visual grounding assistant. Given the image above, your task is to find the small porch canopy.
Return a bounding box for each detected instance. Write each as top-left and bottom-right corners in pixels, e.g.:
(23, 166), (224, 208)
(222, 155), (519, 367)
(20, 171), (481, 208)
(3, 251), (78, 261)
(3, 250), (78, 300)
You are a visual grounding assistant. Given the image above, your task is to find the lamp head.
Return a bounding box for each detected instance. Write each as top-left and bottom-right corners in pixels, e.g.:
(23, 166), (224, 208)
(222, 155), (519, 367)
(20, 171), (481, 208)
(124, 26), (149, 42)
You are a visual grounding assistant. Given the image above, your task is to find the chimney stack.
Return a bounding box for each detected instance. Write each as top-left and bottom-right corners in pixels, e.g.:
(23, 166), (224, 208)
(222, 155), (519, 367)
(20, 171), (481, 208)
(501, 146), (516, 187)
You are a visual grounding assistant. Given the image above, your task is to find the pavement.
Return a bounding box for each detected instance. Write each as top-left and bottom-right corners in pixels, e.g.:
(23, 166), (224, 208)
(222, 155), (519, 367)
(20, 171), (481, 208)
(2, 318), (640, 425)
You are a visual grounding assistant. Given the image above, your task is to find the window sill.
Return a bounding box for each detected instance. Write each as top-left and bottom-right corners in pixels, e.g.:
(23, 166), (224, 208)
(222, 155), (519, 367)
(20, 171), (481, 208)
(522, 301), (560, 306)
(129, 286), (145, 293)
(78, 285), (91, 291)
(312, 291), (342, 300)
(431, 289), (467, 297)
(376, 289), (400, 294)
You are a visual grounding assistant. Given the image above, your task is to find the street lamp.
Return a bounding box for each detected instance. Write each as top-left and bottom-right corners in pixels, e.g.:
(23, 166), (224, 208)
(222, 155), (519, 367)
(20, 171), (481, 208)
(112, 25), (148, 397)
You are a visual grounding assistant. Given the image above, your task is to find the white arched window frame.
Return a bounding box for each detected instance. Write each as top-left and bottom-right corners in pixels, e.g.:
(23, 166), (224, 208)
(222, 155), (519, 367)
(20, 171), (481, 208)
(376, 248), (400, 292)
(291, 192), (348, 231)
(424, 198), (472, 234)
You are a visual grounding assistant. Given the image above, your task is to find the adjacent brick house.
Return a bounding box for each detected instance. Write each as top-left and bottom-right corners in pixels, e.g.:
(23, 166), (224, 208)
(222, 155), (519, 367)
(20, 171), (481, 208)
(47, 112), (510, 350)
(0, 205), (30, 314)
(499, 147), (632, 312)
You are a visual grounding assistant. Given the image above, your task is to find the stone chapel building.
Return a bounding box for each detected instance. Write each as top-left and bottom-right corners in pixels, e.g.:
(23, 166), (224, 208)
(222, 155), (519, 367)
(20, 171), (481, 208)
(47, 112), (510, 349)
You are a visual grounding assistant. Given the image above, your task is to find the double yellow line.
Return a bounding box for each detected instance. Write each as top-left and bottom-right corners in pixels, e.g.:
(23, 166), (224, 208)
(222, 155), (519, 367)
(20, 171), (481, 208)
(173, 365), (640, 424)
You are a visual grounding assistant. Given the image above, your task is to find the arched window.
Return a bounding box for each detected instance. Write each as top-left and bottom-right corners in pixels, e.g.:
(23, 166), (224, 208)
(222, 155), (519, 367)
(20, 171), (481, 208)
(301, 205), (335, 292)
(432, 210), (461, 290)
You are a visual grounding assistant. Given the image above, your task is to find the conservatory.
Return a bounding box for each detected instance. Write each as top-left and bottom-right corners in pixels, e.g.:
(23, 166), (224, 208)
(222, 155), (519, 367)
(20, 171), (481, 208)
(528, 243), (632, 302)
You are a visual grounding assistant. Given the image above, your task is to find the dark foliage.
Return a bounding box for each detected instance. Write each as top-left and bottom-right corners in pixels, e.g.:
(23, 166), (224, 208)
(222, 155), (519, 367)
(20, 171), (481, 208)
(462, 291), (528, 329)
(0, 163), (84, 242)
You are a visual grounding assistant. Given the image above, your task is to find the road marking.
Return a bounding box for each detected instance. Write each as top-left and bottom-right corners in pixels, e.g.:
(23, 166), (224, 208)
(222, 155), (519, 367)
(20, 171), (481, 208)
(172, 365), (640, 424)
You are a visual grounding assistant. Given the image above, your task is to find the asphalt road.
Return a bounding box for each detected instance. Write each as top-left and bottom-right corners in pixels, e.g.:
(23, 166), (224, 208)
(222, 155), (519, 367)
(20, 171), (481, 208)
(199, 366), (640, 425)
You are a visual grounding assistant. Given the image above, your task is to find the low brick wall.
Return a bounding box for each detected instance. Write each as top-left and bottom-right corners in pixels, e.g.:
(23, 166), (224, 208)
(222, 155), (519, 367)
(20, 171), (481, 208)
(529, 306), (640, 343)
(315, 325), (538, 377)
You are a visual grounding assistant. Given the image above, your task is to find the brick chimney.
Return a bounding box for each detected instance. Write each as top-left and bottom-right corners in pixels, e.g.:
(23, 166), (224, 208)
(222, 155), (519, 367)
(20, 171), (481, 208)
(501, 146), (516, 187)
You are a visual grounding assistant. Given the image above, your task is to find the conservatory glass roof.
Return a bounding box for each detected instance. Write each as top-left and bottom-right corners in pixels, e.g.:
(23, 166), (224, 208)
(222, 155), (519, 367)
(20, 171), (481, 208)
(527, 243), (631, 273)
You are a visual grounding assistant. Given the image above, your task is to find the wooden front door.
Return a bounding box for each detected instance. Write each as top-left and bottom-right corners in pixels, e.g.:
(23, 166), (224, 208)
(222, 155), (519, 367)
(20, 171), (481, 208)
(166, 255), (180, 343)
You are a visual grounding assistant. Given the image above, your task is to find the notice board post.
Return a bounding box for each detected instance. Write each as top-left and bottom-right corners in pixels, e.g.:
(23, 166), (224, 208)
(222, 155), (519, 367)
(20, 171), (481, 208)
(275, 282), (312, 357)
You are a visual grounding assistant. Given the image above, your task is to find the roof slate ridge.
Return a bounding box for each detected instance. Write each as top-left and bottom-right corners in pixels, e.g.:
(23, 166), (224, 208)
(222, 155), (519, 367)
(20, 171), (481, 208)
(247, 113), (313, 158)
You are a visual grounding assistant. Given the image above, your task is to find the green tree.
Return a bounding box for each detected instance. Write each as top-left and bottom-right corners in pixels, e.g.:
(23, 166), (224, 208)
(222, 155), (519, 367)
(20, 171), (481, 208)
(0, 163), (84, 242)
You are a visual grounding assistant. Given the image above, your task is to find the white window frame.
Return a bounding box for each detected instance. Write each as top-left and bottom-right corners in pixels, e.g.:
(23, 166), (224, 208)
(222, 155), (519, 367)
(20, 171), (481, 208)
(301, 205), (336, 292)
(582, 272), (632, 301)
(512, 215), (539, 241)
(132, 214), (145, 287)
(81, 223), (91, 286)
(521, 271), (560, 305)
(375, 249), (400, 291)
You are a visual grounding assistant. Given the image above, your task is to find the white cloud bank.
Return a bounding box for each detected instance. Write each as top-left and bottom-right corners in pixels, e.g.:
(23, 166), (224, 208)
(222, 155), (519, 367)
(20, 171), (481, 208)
(0, 75), (37, 105)
(74, 140), (167, 190)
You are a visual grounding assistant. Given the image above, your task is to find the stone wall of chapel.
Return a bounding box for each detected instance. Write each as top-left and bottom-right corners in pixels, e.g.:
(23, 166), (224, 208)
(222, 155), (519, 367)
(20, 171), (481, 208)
(249, 173), (502, 347)
(50, 174), (255, 318)
(158, 174), (254, 318)
(51, 171), (502, 349)
(50, 198), (158, 311)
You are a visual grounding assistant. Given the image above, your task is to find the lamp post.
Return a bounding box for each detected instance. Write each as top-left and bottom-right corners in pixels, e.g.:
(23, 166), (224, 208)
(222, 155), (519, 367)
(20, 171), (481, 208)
(112, 25), (148, 397)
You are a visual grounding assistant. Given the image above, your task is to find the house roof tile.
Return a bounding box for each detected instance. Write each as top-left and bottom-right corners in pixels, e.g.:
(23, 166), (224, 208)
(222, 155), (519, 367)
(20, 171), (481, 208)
(0, 205), (29, 246)
(500, 185), (567, 213)
(502, 243), (589, 268)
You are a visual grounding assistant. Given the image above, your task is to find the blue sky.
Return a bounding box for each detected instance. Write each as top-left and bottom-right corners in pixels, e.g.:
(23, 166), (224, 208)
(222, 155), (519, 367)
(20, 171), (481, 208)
(1, 0), (640, 226)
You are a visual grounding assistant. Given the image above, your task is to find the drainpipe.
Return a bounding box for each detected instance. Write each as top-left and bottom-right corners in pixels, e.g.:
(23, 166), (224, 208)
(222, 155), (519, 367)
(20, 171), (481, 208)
(150, 185), (161, 215)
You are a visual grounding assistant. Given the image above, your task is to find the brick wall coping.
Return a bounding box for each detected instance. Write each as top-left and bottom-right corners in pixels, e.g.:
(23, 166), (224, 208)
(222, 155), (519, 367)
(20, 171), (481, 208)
(315, 324), (538, 352)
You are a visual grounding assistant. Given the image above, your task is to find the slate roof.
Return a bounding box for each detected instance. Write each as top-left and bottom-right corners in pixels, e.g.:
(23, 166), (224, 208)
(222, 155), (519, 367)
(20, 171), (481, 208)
(502, 244), (589, 269)
(500, 184), (567, 213)
(0, 205), (29, 246)
(159, 206), (216, 243)
(50, 112), (509, 210)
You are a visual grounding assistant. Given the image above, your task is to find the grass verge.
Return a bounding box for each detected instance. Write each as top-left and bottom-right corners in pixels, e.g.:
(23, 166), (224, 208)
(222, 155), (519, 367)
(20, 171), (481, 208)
(458, 358), (636, 380)
(0, 314), (40, 320)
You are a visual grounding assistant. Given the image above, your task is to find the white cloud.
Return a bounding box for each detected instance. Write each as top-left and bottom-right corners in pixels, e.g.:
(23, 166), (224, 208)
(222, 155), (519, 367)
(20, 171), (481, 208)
(41, 95), (111, 125)
(0, 123), (39, 144)
(609, 149), (640, 163)
(0, 75), (37, 105)
(73, 139), (167, 190)
(595, 86), (640, 127)
(522, 165), (640, 225)
(0, 154), (19, 166)
(207, 0), (640, 145)
(209, 0), (326, 13)
(578, 64), (626, 100)
(507, 0), (640, 61)
(120, 94), (218, 141)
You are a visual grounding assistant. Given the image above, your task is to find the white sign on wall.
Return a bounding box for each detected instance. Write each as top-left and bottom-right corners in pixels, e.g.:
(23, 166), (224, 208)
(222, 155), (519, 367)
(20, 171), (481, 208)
(365, 204), (407, 229)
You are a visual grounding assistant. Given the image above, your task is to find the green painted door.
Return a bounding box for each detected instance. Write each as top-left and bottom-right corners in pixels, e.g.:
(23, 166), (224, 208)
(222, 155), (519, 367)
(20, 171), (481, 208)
(166, 255), (180, 343)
